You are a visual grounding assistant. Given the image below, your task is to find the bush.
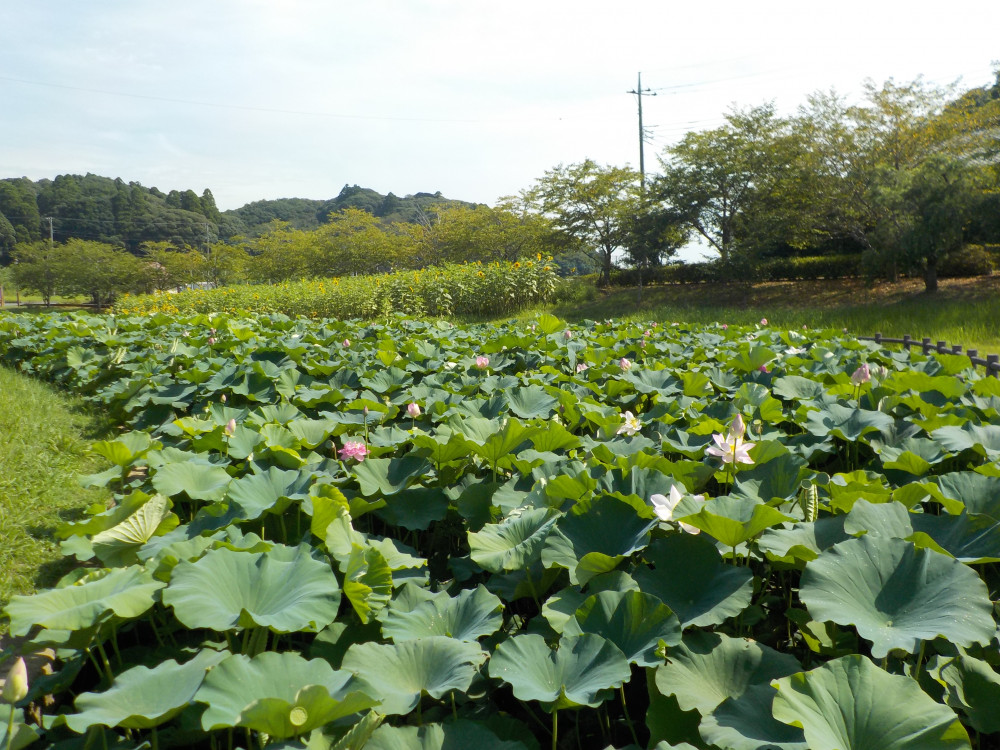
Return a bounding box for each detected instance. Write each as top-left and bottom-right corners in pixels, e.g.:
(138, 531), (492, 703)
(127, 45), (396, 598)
(114, 259), (559, 320)
(939, 245), (995, 278)
(550, 274), (600, 304)
(607, 254), (863, 286)
(756, 254), (863, 281)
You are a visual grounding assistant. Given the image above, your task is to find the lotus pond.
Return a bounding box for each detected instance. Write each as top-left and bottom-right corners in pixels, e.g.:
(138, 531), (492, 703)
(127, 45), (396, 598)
(1, 311), (999, 750)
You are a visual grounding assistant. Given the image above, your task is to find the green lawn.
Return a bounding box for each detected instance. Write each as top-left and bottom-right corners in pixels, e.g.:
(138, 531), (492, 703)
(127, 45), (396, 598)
(0, 366), (112, 621)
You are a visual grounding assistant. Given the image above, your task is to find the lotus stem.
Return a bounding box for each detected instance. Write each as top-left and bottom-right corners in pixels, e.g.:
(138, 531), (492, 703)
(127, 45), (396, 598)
(619, 685), (639, 748)
(450, 691), (458, 720)
(7, 704), (16, 750)
(551, 709), (558, 750)
(914, 641), (927, 682)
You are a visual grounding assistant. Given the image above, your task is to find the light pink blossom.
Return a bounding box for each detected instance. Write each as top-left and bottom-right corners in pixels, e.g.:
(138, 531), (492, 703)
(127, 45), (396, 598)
(619, 357), (632, 371)
(721, 324), (728, 330)
(760, 318), (768, 326)
(851, 363), (871, 386)
(339, 440), (369, 462)
(407, 402), (421, 418)
(342, 339), (350, 347)
(475, 355), (490, 369)
(207, 337), (216, 345)
(650, 486), (704, 534)
(224, 418), (237, 437)
(564, 330), (573, 340)
(576, 362), (589, 373)
(706, 415), (756, 465)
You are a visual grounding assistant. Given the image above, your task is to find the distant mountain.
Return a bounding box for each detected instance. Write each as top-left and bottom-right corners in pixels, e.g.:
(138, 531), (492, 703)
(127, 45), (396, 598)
(224, 185), (478, 236)
(0, 174), (478, 259)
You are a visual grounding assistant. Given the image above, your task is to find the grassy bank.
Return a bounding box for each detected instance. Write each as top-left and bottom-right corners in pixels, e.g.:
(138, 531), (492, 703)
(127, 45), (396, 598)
(0, 367), (112, 618)
(543, 275), (1000, 354)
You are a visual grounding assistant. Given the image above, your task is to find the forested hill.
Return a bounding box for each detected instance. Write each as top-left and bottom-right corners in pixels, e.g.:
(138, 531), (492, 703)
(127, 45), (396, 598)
(0, 174), (476, 257)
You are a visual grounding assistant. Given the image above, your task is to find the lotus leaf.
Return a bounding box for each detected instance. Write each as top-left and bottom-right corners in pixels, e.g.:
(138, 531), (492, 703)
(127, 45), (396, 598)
(564, 589), (681, 666)
(163, 544), (341, 632)
(468, 508), (560, 573)
(366, 720), (530, 750)
(488, 633), (630, 711)
(341, 637), (487, 715)
(799, 536), (995, 658)
(380, 584), (502, 642)
(772, 654), (971, 749)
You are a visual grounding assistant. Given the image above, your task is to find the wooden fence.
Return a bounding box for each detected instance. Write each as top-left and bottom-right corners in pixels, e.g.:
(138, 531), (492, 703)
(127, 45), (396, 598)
(858, 333), (999, 377)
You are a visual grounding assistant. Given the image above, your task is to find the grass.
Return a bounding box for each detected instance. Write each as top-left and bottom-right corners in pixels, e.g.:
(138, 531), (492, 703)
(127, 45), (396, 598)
(545, 275), (1000, 355)
(0, 366), (112, 622)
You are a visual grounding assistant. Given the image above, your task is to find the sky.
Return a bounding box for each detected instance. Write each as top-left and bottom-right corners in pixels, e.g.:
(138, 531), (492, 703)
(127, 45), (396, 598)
(2, 1), (998, 260)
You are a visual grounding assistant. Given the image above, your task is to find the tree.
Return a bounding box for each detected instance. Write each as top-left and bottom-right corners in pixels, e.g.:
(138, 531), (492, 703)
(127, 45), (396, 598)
(527, 161), (641, 286)
(420, 199), (554, 265)
(874, 155), (983, 292)
(654, 104), (811, 273)
(12, 241), (59, 305)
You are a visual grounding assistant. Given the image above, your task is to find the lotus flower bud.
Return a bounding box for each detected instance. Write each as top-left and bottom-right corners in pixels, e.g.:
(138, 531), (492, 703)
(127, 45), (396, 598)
(760, 318), (768, 326)
(407, 402), (421, 418)
(2, 657), (28, 704)
(851, 363), (871, 386)
(563, 330), (572, 340)
(475, 355), (490, 369)
(619, 358), (632, 371)
(220, 394), (227, 404)
(224, 418), (237, 437)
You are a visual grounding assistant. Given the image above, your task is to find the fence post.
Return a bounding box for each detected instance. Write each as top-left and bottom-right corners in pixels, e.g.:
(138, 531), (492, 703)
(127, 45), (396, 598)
(936, 341), (948, 353)
(952, 345), (963, 354)
(922, 337), (932, 354)
(988, 355), (999, 377)
(875, 332), (882, 344)
(968, 349), (979, 359)
(903, 335), (912, 349)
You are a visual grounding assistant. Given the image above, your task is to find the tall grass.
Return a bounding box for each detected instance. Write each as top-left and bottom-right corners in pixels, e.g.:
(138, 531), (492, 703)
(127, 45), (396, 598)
(0, 367), (112, 620)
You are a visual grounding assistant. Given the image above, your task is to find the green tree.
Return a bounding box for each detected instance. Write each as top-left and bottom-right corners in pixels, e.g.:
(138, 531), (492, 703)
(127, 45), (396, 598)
(12, 241), (59, 305)
(654, 104), (810, 273)
(873, 155), (983, 292)
(528, 160), (641, 286)
(310, 208), (413, 277)
(56, 239), (144, 306)
(421, 199), (553, 265)
(0, 179), (41, 245)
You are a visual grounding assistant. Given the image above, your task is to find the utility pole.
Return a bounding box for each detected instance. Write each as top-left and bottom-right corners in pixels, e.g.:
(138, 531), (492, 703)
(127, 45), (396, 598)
(47, 216), (54, 247)
(627, 73), (655, 188)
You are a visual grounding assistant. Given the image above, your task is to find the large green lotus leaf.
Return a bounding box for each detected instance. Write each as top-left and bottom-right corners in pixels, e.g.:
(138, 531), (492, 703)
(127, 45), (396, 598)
(527, 421), (582, 453)
(410, 431), (473, 466)
(677, 495), (793, 548)
(488, 633), (630, 711)
(197, 652), (376, 738)
(474, 419), (543, 466)
(564, 590), (681, 667)
(700, 683), (807, 750)
(375, 487), (450, 531)
(340, 637), (487, 715)
(541, 495), (656, 585)
(732, 452), (809, 504)
(929, 651), (1000, 733)
(151, 460), (232, 501)
(353, 456), (433, 497)
(803, 404), (894, 441)
(341, 543), (393, 624)
(468, 508), (560, 573)
(654, 631), (802, 716)
(163, 544), (341, 632)
(726, 345), (776, 374)
(799, 536), (995, 658)
(772, 375), (826, 402)
(91, 431), (154, 467)
(758, 517), (850, 566)
(932, 423), (1000, 461)
(285, 417), (339, 449)
(842, 499), (913, 539)
(826, 470), (893, 513)
(772, 654), (971, 750)
(380, 584), (502, 642)
(225, 467), (312, 521)
(933, 472), (1000, 520)
(505, 385), (560, 419)
(634, 534), (752, 628)
(5, 565), (165, 636)
(66, 648), (227, 732)
(908, 512), (1000, 564)
(624, 368), (682, 397)
(881, 370), (967, 399)
(91, 493), (179, 566)
(870, 436), (948, 476)
(366, 720), (530, 750)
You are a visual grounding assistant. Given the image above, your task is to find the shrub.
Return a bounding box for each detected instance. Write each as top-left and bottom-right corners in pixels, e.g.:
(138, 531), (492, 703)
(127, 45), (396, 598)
(939, 245), (995, 278)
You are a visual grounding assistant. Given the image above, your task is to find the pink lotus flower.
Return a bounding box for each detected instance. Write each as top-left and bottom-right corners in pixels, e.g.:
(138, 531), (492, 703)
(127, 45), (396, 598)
(475, 355), (490, 369)
(759, 364), (769, 373)
(564, 330), (573, 340)
(407, 402), (421, 418)
(342, 339), (350, 347)
(721, 324), (728, 330)
(576, 362), (589, 373)
(644, 329), (651, 337)
(619, 357), (632, 372)
(224, 418), (237, 437)
(339, 440), (369, 462)
(207, 337), (216, 345)
(760, 318), (768, 326)
(706, 415), (755, 465)
(650, 486), (704, 534)
(851, 363), (871, 386)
